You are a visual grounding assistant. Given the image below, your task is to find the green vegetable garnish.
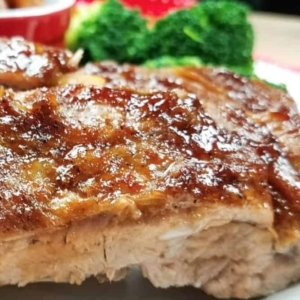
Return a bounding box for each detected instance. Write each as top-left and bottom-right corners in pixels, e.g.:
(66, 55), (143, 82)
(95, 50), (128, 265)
(65, 1), (102, 52)
(147, 1), (254, 76)
(67, 0), (149, 64)
(143, 56), (204, 68)
(259, 78), (287, 91)
(66, 0), (254, 76)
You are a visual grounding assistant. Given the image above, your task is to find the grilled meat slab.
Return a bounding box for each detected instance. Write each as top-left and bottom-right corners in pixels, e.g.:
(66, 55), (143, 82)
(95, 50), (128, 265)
(0, 37), (78, 90)
(0, 39), (300, 299)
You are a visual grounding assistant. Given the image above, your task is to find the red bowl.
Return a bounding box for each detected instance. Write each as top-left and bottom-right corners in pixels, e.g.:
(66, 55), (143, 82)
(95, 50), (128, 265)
(0, 0), (75, 47)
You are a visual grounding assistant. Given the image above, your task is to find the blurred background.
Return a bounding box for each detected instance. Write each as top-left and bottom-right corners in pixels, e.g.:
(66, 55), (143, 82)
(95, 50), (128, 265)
(0, 0), (299, 66)
(236, 0), (300, 15)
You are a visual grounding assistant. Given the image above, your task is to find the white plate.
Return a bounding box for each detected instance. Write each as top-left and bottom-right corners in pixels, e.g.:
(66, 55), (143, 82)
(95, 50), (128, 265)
(254, 60), (300, 108)
(1, 62), (300, 300)
(0, 269), (299, 300)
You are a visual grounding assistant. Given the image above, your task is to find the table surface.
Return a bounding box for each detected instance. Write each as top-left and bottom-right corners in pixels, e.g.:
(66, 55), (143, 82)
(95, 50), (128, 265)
(250, 12), (300, 67)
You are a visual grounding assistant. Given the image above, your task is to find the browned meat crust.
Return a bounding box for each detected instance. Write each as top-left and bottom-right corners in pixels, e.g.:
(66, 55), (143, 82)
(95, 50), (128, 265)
(6, 0), (44, 8)
(0, 39), (300, 299)
(0, 84), (274, 238)
(80, 61), (300, 246)
(0, 0), (7, 9)
(0, 37), (77, 90)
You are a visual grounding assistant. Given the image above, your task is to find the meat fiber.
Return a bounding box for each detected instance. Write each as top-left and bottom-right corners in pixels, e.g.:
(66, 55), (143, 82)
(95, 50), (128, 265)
(0, 39), (300, 299)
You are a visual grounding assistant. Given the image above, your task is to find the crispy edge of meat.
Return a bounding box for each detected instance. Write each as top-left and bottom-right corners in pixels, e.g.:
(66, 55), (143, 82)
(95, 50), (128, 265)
(0, 37), (82, 90)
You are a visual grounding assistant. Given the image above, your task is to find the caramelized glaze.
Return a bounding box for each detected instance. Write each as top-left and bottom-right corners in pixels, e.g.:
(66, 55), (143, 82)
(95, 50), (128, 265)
(175, 68), (300, 240)
(81, 62), (300, 241)
(0, 37), (76, 90)
(0, 37), (299, 240)
(0, 84), (273, 236)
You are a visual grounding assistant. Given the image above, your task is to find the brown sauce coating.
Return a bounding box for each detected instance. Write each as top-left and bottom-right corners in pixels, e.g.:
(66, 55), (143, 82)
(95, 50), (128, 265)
(0, 48), (299, 241)
(0, 84), (273, 236)
(81, 62), (300, 241)
(176, 67), (300, 240)
(0, 37), (77, 90)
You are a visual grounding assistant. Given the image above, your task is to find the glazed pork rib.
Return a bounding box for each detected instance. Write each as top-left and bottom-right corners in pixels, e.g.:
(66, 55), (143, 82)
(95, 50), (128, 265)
(0, 37), (79, 90)
(0, 39), (300, 299)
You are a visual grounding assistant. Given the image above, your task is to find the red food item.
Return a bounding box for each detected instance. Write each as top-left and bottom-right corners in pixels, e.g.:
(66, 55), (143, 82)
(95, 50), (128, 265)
(121, 0), (197, 16)
(75, 0), (95, 3)
(75, 0), (197, 17)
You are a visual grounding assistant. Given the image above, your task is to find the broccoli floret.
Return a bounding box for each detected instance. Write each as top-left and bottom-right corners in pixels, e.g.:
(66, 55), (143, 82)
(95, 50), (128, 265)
(143, 56), (203, 68)
(258, 78), (287, 91)
(147, 1), (254, 76)
(66, 0), (254, 76)
(66, 0), (149, 64)
(143, 56), (254, 79)
(65, 2), (102, 52)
